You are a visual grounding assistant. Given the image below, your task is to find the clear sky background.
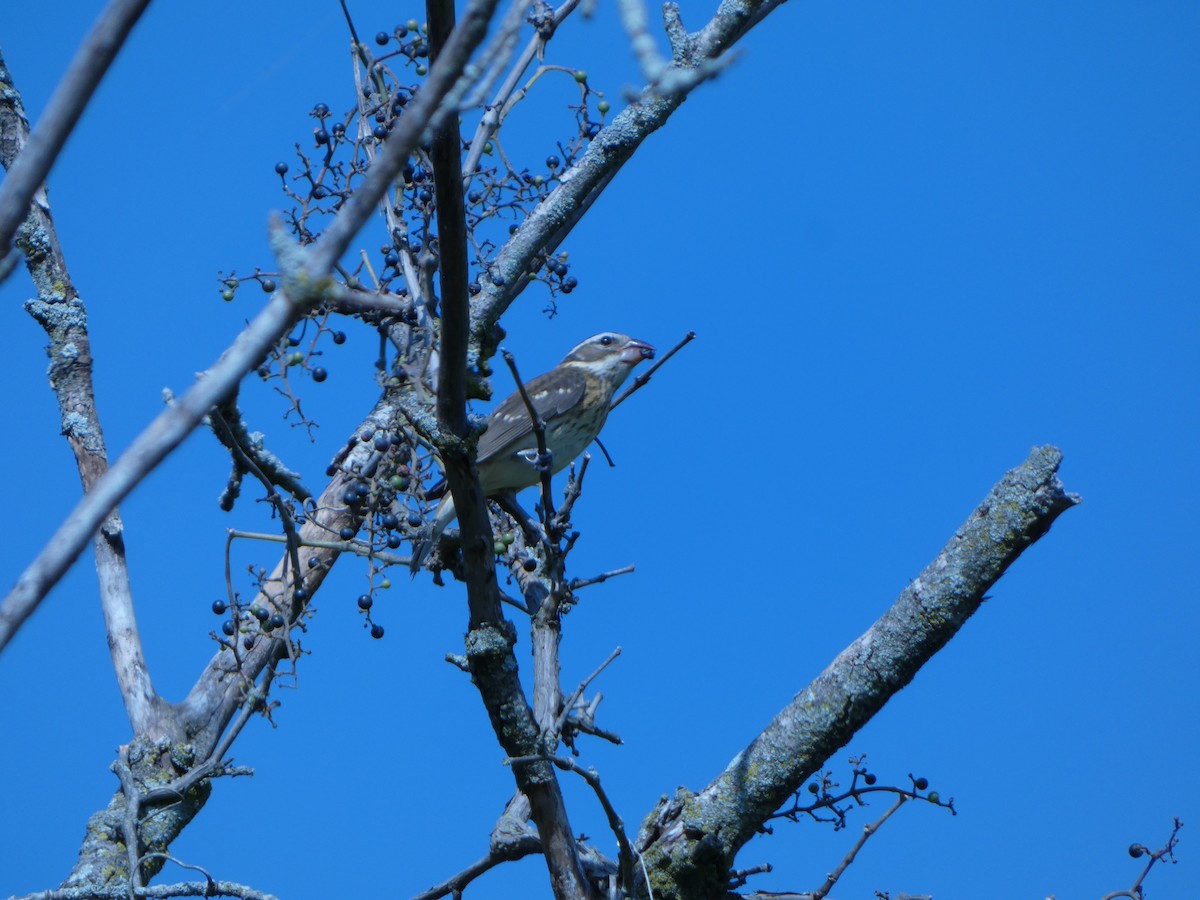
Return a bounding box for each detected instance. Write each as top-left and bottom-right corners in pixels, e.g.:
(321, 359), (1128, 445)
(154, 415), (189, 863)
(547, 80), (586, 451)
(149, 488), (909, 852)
(2, 1), (1197, 898)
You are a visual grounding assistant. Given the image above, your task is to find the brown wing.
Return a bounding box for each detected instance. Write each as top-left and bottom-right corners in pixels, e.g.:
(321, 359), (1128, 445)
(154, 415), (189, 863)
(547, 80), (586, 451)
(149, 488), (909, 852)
(476, 367), (587, 465)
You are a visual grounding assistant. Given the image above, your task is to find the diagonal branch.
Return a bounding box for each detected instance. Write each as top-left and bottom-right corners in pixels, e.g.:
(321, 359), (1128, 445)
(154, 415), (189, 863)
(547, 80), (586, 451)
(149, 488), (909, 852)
(0, 0), (504, 654)
(636, 446), (1081, 899)
(0, 0), (154, 257)
(467, 0), (783, 344)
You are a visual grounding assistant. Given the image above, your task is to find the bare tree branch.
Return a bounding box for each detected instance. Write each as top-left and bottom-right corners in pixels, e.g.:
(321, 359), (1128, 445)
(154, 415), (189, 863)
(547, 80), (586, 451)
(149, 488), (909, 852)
(0, 48), (164, 735)
(635, 446), (1080, 899)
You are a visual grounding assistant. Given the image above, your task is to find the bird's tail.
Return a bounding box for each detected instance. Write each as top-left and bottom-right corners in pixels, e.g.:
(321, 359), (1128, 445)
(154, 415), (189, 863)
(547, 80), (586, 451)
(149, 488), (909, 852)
(408, 494), (457, 576)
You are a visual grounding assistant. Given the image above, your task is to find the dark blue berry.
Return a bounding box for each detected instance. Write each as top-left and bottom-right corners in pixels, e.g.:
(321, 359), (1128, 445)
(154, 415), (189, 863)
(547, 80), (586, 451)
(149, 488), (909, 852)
(274, 161), (289, 175)
(373, 124), (388, 140)
(313, 103), (330, 117)
(262, 279), (276, 293)
(269, 613), (286, 628)
(314, 129), (330, 145)
(212, 600), (227, 615)
(546, 155), (560, 169)
(332, 330), (347, 345)
(562, 275), (578, 293)
(294, 589), (310, 602)
(407, 512), (423, 528)
(312, 367), (327, 383)
(358, 594), (373, 610)
(221, 620), (236, 636)
(339, 526), (356, 540)
(491, 271), (505, 286)
(312, 185), (328, 199)
(381, 513), (400, 529)
(387, 534), (402, 549)
(375, 31), (389, 45)
(371, 623), (385, 639)
(384, 251), (399, 266)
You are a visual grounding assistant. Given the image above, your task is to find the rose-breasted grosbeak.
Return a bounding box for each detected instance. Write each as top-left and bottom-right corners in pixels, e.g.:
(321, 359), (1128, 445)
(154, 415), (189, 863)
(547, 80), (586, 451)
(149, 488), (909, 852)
(410, 332), (655, 571)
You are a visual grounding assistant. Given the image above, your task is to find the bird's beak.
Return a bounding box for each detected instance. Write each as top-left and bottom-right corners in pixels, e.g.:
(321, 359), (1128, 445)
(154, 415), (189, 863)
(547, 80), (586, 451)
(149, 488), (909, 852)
(621, 339), (655, 364)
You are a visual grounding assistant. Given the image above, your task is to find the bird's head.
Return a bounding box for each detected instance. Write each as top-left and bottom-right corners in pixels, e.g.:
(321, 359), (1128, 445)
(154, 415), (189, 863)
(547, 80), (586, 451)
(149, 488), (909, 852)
(560, 332), (655, 386)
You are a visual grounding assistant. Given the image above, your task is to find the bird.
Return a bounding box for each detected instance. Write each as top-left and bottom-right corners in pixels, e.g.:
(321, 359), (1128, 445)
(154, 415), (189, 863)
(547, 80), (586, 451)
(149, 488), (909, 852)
(410, 332), (655, 571)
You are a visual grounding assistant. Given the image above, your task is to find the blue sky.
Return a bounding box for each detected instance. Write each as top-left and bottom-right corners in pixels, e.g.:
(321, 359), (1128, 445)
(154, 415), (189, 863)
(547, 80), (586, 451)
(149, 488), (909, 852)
(2, 1), (1198, 898)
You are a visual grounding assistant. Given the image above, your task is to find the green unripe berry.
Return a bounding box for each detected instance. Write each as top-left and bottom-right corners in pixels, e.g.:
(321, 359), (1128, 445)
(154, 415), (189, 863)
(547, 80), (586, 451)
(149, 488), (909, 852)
(597, 99), (610, 114)
(574, 70), (587, 83)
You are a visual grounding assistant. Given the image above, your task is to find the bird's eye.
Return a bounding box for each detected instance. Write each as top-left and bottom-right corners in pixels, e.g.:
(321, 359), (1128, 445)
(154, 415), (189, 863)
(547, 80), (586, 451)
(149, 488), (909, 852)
(599, 335), (614, 346)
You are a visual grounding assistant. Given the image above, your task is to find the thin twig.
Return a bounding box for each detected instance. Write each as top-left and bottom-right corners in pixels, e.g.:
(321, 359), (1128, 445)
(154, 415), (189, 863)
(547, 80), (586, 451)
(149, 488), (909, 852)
(460, 0), (584, 179)
(1100, 817), (1184, 900)
(501, 349), (557, 523)
(553, 646), (622, 734)
(812, 796), (907, 899)
(610, 330), (695, 411)
(568, 565), (635, 591)
(504, 754), (639, 892)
